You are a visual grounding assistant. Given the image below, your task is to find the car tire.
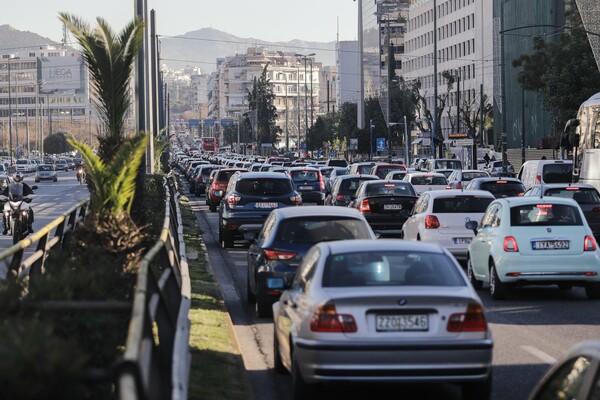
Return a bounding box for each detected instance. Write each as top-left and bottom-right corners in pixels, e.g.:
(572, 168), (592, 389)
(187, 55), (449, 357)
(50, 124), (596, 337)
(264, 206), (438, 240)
(292, 354), (315, 400)
(462, 373), (492, 400)
(220, 229), (233, 249)
(35, 178), (40, 183)
(54, 177), (57, 182)
(209, 203), (217, 212)
(467, 257), (483, 290)
(489, 261), (508, 300)
(256, 293), (273, 318)
(246, 273), (256, 304)
(585, 282), (600, 299)
(273, 330), (286, 374)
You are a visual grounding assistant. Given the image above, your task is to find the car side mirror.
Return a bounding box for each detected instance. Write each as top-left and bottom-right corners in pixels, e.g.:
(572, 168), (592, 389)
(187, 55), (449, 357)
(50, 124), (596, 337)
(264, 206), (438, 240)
(465, 220), (478, 235)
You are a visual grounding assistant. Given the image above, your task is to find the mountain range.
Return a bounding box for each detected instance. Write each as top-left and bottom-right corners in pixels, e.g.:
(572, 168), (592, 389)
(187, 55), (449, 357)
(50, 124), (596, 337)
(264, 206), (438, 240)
(1, 25), (337, 72)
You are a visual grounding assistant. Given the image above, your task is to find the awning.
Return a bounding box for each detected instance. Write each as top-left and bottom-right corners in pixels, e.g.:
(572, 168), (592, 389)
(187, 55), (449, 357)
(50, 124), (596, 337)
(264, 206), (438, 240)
(411, 138), (423, 145)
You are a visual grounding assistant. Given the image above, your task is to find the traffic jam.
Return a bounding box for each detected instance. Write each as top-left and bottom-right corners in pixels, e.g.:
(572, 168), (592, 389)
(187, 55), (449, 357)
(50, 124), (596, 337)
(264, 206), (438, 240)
(173, 138), (598, 400)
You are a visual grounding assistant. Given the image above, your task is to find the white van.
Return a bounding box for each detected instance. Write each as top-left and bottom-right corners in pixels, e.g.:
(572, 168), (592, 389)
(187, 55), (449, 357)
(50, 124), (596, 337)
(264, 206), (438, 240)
(517, 159), (573, 190)
(579, 149), (600, 193)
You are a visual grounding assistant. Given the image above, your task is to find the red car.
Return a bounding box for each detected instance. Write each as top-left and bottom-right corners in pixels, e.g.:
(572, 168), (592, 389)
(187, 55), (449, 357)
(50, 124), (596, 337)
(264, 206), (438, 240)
(206, 168), (247, 212)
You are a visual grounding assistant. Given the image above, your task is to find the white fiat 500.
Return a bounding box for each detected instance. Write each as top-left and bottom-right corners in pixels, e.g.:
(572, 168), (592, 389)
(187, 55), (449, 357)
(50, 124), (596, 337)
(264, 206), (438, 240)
(402, 190), (495, 261)
(465, 197), (600, 299)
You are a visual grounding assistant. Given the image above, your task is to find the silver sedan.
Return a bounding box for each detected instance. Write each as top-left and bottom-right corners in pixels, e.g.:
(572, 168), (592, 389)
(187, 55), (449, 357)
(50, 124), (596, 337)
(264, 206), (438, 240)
(273, 239), (493, 400)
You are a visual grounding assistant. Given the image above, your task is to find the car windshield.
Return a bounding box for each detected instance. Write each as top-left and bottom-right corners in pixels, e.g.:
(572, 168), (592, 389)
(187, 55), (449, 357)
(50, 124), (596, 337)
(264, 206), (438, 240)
(480, 181), (524, 197)
(366, 182), (416, 197)
(432, 196), (494, 213)
(511, 203), (582, 226)
(543, 163), (573, 183)
(410, 176), (447, 185)
(236, 178), (293, 196)
(462, 171), (488, 181)
(290, 170), (319, 182)
(38, 165), (53, 171)
(276, 217), (372, 244)
(322, 251), (465, 287)
(16, 160), (28, 165)
(544, 188), (600, 204)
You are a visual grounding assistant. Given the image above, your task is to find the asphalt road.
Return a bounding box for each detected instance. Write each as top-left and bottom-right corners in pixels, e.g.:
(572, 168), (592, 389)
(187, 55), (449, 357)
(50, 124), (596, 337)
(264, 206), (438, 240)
(189, 190), (600, 400)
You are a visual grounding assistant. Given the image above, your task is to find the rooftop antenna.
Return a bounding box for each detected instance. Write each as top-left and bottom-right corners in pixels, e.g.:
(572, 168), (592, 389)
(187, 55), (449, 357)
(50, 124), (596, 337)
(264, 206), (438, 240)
(337, 16), (339, 43)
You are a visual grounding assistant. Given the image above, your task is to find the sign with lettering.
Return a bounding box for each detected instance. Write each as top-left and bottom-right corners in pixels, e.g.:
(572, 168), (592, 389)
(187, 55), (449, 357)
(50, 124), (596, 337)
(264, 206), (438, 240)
(39, 56), (82, 91)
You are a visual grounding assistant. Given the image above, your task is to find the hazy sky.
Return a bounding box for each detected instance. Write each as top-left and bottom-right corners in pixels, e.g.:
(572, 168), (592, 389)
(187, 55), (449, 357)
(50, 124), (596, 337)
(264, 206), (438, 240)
(2, 0), (358, 43)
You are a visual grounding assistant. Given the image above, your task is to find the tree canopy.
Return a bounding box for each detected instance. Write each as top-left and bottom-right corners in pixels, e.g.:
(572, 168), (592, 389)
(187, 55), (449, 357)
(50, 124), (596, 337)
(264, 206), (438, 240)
(247, 65), (279, 145)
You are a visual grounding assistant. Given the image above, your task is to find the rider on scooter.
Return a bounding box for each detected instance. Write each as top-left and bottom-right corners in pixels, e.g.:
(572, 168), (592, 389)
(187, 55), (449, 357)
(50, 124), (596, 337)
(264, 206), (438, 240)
(1, 172), (35, 235)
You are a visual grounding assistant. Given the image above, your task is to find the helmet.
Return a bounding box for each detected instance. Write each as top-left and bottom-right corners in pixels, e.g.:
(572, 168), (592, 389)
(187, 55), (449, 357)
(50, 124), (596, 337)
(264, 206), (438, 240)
(13, 172), (23, 182)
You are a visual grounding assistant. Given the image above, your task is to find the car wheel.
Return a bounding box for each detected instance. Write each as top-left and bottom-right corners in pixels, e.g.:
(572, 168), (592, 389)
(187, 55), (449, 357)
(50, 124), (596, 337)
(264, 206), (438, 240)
(221, 229), (233, 249)
(585, 282), (600, 299)
(256, 293), (273, 318)
(54, 177), (57, 182)
(467, 257), (483, 290)
(273, 330), (286, 374)
(209, 203), (217, 212)
(489, 261), (508, 300)
(292, 354), (315, 400)
(246, 273), (256, 304)
(462, 373), (492, 400)
(35, 179), (39, 183)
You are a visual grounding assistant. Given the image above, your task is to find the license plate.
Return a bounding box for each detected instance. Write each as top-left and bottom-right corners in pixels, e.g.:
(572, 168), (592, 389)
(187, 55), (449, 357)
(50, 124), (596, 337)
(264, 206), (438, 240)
(255, 202), (278, 209)
(376, 314), (428, 332)
(383, 204), (403, 211)
(532, 240), (570, 250)
(299, 186), (313, 190)
(453, 237), (472, 245)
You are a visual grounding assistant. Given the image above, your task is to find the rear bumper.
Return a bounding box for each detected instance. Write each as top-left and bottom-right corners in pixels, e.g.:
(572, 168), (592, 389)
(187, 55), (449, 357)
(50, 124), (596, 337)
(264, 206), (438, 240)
(294, 338), (493, 384)
(298, 191), (325, 203)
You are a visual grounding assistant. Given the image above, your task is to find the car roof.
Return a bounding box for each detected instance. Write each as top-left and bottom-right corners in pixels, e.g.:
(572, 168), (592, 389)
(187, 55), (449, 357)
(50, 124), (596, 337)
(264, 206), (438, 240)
(336, 174), (378, 181)
(317, 239), (447, 256)
(493, 196), (579, 207)
(470, 177), (522, 183)
(427, 189), (495, 198)
(235, 171), (291, 179)
(406, 172), (446, 177)
(288, 166), (319, 171)
(271, 205), (364, 219)
(529, 183), (596, 190)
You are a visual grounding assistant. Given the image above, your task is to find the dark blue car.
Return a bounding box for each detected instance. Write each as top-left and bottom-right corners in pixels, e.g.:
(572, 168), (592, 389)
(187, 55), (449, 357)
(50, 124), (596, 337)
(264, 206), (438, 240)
(288, 167), (326, 204)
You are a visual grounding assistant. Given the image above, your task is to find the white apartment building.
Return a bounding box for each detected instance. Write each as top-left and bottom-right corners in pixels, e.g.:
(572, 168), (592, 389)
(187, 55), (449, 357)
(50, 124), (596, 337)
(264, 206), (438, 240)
(403, 0), (494, 140)
(0, 45), (91, 156)
(208, 47), (320, 149)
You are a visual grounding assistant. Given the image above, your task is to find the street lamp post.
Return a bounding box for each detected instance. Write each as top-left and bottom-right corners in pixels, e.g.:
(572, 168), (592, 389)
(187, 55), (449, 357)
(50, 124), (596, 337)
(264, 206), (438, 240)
(369, 119), (375, 160)
(295, 53), (315, 155)
(7, 55), (14, 164)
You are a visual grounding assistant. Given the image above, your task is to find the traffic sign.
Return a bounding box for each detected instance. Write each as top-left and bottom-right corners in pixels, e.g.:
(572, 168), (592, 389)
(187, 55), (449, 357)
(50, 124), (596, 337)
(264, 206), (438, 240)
(451, 139), (474, 146)
(203, 119), (215, 126)
(376, 137), (386, 152)
(349, 138), (358, 150)
(220, 118), (234, 127)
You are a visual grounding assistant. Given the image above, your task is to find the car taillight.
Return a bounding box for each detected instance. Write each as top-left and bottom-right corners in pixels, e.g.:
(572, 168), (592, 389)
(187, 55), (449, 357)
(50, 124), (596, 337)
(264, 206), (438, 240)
(335, 193), (346, 202)
(290, 194), (302, 205)
(319, 173), (325, 191)
(535, 174), (541, 184)
(584, 235), (597, 251)
(359, 199), (371, 212)
(264, 249), (297, 261)
(227, 194), (241, 205)
(503, 236), (519, 252)
(447, 303), (487, 332)
(424, 215), (440, 229)
(310, 302), (357, 333)
(593, 207), (600, 213)
(456, 181), (462, 189)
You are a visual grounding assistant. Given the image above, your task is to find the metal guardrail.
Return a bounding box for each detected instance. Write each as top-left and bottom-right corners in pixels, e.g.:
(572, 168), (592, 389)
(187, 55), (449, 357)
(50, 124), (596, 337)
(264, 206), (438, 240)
(118, 174), (191, 400)
(0, 200), (89, 278)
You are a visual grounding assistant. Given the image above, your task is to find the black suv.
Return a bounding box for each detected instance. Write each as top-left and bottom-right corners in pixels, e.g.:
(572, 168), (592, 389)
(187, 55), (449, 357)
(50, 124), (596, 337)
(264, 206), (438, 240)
(218, 172), (301, 248)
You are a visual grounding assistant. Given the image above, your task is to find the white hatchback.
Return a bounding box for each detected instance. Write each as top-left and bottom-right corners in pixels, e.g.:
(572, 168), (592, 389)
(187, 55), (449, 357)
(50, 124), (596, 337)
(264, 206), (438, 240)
(402, 172), (448, 195)
(465, 197), (600, 299)
(402, 190), (495, 261)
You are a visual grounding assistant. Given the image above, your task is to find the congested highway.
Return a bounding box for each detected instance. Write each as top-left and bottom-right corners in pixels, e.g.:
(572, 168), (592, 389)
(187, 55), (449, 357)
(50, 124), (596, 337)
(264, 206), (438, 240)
(187, 179), (600, 400)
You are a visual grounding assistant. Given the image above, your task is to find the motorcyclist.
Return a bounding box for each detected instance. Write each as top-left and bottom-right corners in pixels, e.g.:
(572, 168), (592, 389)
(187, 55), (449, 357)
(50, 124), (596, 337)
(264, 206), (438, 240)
(76, 163), (86, 183)
(2, 172), (35, 235)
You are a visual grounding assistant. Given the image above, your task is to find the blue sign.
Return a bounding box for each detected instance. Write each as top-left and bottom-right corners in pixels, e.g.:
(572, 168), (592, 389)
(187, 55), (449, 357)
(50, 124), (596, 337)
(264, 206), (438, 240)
(188, 119), (200, 127)
(330, 150), (335, 157)
(376, 137), (386, 152)
(220, 118), (234, 127)
(300, 140), (307, 150)
(203, 119), (215, 126)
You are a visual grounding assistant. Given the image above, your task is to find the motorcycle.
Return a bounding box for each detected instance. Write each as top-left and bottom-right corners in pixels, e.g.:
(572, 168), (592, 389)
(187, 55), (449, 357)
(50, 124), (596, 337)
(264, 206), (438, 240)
(1, 184), (35, 244)
(76, 166), (86, 185)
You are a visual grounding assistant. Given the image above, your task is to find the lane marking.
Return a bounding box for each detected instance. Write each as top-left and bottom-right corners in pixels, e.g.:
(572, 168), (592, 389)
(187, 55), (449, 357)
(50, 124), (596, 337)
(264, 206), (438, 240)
(521, 345), (557, 364)
(54, 198), (61, 201)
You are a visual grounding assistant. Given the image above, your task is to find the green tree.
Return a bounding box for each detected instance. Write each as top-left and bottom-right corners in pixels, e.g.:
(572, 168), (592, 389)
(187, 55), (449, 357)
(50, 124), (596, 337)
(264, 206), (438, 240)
(512, 0), (600, 135)
(308, 113), (338, 152)
(43, 132), (72, 154)
(60, 13), (145, 162)
(247, 65), (279, 145)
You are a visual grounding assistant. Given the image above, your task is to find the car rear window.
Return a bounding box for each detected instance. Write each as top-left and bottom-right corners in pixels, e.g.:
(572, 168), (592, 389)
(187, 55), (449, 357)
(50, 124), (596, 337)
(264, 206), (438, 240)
(216, 170), (238, 181)
(374, 165), (404, 178)
(327, 159), (348, 167)
(544, 187), (600, 204)
(543, 163), (573, 183)
(480, 181), (524, 197)
(435, 160), (462, 170)
(432, 196), (493, 213)
(340, 177), (376, 191)
(410, 175), (447, 185)
(366, 182), (416, 197)
(290, 170), (319, 182)
(275, 217), (372, 244)
(510, 203), (583, 226)
(358, 165), (373, 174)
(322, 252), (465, 287)
(236, 178), (293, 196)
(200, 167), (214, 176)
(462, 172), (488, 181)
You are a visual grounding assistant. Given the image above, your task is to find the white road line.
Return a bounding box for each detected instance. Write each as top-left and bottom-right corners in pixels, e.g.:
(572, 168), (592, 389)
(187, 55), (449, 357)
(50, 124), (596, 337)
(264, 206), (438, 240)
(54, 198), (61, 201)
(521, 345), (557, 364)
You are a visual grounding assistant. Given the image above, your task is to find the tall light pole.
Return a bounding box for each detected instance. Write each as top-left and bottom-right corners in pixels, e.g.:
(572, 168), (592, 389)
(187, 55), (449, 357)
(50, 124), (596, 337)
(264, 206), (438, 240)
(295, 53), (315, 155)
(7, 55), (14, 164)
(369, 119), (375, 160)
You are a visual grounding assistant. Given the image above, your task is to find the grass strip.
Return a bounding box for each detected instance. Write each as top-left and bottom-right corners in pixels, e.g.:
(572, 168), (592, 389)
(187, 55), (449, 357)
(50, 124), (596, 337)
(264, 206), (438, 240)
(179, 194), (252, 400)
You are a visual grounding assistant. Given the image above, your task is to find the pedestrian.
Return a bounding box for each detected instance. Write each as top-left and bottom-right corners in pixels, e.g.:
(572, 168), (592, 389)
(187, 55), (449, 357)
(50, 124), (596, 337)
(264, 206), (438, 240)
(541, 155), (547, 160)
(483, 153), (490, 164)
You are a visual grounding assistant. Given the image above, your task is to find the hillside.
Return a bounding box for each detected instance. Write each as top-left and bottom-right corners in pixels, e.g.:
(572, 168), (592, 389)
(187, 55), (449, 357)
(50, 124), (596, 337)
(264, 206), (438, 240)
(0, 25), (57, 53)
(159, 27), (337, 72)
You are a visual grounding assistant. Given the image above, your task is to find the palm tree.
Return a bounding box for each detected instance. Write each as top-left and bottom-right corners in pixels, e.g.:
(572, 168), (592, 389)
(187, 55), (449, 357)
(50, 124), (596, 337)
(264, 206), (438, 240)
(59, 13), (145, 162)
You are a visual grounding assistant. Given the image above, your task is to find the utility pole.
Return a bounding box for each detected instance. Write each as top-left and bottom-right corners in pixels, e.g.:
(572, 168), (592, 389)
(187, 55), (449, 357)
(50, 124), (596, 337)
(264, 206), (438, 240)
(433, 0), (438, 158)
(295, 53), (315, 154)
(7, 56), (13, 164)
